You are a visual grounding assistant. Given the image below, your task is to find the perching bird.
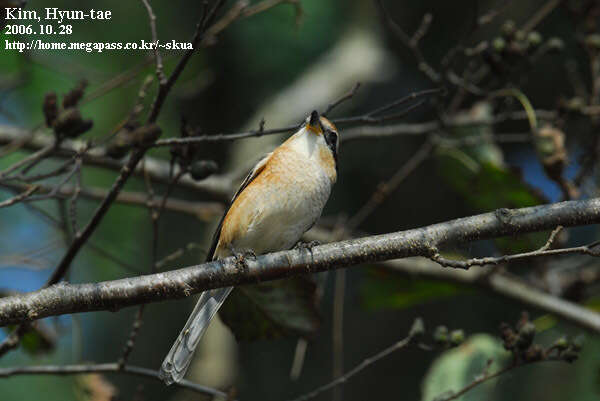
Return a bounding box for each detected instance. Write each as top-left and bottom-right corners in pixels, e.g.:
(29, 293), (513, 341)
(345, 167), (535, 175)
(159, 110), (340, 385)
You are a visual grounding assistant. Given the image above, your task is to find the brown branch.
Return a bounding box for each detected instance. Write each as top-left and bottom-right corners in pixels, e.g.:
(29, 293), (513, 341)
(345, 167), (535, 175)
(45, 149), (147, 286)
(241, 0), (302, 20)
(331, 268), (346, 401)
(288, 318), (425, 401)
(374, 0), (441, 83)
(346, 140), (434, 230)
(153, 87), (444, 147)
(0, 143), (55, 179)
(435, 355), (564, 401)
(0, 185), (38, 208)
(140, 0), (167, 85)
(340, 109), (554, 142)
(332, 87), (443, 125)
(0, 181), (223, 220)
(431, 234), (600, 269)
(3, 198), (600, 330)
(146, 0), (226, 123)
(0, 106), (553, 203)
(323, 82), (361, 116)
(521, 0), (562, 34)
(0, 363), (227, 398)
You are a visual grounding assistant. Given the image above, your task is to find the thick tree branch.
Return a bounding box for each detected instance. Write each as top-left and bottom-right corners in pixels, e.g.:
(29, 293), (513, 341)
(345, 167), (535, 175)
(2, 198), (600, 329)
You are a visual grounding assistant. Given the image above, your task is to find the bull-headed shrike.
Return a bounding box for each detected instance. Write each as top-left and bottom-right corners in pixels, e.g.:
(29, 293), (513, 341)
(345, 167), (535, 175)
(160, 110), (339, 384)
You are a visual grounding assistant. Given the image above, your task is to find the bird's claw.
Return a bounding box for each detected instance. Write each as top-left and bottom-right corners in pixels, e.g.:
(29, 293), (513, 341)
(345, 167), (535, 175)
(227, 244), (255, 271)
(294, 240), (320, 252)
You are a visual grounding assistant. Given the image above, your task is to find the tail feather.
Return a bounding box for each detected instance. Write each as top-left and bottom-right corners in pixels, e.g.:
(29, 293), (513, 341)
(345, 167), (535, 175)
(159, 286), (234, 385)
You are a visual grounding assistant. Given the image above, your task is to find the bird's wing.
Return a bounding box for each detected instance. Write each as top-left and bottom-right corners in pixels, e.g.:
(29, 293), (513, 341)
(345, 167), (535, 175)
(205, 153), (272, 262)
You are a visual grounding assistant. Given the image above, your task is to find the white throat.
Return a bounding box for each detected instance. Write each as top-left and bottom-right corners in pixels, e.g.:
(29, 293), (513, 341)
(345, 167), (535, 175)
(288, 127), (321, 160)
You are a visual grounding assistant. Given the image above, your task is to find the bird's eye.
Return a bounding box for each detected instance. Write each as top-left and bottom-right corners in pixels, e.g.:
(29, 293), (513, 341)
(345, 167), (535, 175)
(325, 130), (338, 149)
(324, 130), (338, 157)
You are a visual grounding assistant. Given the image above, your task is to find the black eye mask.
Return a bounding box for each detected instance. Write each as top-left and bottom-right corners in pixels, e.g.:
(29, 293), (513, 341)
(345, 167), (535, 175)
(324, 129), (339, 170)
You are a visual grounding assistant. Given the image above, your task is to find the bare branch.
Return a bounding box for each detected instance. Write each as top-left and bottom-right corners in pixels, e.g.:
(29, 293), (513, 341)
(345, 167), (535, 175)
(0, 363), (226, 398)
(521, 0), (562, 34)
(374, 0), (441, 83)
(346, 140), (434, 230)
(396, 256), (589, 324)
(431, 235), (600, 269)
(0, 181), (224, 220)
(323, 82), (361, 116)
(2, 198), (600, 330)
(333, 87), (443, 125)
(44, 149), (146, 286)
(153, 87), (444, 148)
(146, 0), (226, 123)
(331, 268), (346, 401)
(242, 0), (302, 20)
(0, 185), (38, 208)
(539, 225), (564, 251)
(140, 0), (166, 84)
(0, 143), (55, 179)
(288, 318), (425, 401)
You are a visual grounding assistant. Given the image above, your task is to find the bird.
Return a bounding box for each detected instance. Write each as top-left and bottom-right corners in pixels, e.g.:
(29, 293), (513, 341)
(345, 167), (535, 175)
(159, 110), (340, 385)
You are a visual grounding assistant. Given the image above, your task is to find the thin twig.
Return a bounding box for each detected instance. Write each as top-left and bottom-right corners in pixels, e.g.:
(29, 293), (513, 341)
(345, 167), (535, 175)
(0, 181), (224, 220)
(323, 83), (361, 116)
(0, 363), (227, 398)
(155, 242), (205, 270)
(333, 88), (443, 125)
(374, 0), (441, 83)
(288, 318), (424, 401)
(431, 235), (600, 270)
(331, 269), (346, 401)
(68, 158), (83, 234)
(241, 0), (302, 19)
(0, 144), (55, 179)
(521, 0), (562, 33)
(0, 185), (38, 209)
(434, 356), (563, 401)
(44, 150), (147, 286)
(140, 0), (167, 85)
(539, 225), (564, 251)
(153, 88), (443, 147)
(346, 140), (434, 230)
(146, 0), (226, 123)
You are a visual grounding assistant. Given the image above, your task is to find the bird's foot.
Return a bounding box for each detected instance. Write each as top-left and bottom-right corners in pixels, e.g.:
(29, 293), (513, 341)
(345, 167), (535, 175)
(294, 240), (320, 253)
(243, 249), (257, 260)
(227, 244), (255, 271)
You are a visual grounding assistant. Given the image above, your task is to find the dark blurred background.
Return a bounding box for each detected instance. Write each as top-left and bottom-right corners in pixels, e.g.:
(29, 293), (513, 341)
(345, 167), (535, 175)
(1, 0), (600, 400)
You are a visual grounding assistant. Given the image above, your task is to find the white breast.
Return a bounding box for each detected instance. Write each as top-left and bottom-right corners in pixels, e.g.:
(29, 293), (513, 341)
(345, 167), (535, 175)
(229, 129), (333, 254)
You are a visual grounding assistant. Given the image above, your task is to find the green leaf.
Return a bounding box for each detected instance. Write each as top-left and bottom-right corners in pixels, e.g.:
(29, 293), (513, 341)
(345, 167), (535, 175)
(437, 147), (548, 252)
(361, 267), (467, 310)
(437, 149), (543, 211)
(422, 334), (509, 401)
(219, 276), (320, 341)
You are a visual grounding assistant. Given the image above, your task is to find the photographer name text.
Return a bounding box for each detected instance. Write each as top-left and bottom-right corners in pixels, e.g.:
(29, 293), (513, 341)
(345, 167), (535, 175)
(5, 7), (112, 23)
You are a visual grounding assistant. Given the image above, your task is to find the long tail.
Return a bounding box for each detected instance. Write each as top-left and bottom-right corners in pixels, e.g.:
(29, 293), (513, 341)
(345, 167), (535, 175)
(159, 286), (234, 385)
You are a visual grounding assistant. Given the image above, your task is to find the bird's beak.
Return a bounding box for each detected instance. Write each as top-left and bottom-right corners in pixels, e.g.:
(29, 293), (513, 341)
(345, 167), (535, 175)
(306, 110), (323, 134)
